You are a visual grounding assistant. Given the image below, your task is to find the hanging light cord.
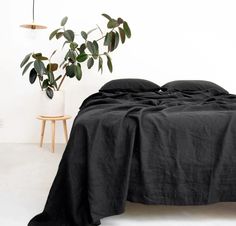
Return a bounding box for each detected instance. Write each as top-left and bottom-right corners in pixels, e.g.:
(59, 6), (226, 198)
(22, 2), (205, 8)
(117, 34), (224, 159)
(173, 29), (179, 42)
(32, 0), (35, 22)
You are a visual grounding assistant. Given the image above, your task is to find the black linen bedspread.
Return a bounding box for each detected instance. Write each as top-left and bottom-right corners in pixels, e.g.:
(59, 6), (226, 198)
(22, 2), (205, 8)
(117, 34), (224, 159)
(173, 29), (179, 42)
(29, 89), (236, 226)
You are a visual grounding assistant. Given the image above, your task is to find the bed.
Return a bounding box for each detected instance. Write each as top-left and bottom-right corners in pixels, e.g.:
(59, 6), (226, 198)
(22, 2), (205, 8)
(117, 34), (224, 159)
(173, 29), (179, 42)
(29, 79), (236, 226)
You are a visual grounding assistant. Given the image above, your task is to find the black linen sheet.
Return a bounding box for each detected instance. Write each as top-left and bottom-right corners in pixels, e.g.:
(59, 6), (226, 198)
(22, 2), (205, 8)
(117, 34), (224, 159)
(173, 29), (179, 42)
(29, 89), (236, 226)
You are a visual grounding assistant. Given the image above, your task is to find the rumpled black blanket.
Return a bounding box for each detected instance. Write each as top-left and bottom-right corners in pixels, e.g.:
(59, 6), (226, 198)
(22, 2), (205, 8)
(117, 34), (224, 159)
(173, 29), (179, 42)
(29, 89), (236, 226)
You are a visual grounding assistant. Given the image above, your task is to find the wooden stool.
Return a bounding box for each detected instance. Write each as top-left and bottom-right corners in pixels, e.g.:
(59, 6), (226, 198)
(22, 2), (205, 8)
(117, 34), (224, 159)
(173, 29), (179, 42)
(37, 115), (71, 153)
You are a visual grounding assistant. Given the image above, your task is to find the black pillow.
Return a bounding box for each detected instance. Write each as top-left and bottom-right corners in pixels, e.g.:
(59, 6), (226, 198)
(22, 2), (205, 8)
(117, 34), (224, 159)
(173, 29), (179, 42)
(161, 80), (228, 94)
(99, 79), (160, 92)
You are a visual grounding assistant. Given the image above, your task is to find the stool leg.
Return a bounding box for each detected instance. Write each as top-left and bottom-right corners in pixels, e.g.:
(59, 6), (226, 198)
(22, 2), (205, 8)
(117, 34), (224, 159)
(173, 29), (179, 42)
(63, 120), (69, 142)
(51, 120), (56, 153)
(40, 120), (46, 148)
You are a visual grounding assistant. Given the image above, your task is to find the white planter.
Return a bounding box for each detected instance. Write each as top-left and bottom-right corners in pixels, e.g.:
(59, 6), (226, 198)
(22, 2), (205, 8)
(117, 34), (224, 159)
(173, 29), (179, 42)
(39, 90), (65, 117)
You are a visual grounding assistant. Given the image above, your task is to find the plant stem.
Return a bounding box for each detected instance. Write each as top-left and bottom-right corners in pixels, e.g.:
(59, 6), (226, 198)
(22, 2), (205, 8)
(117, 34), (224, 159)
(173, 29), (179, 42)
(96, 35), (106, 42)
(38, 76), (43, 91)
(57, 74), (66, 91)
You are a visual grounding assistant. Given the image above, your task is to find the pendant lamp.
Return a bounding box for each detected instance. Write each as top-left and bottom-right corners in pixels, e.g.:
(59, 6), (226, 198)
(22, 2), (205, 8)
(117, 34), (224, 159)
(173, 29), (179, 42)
(20, 0), (47, 29)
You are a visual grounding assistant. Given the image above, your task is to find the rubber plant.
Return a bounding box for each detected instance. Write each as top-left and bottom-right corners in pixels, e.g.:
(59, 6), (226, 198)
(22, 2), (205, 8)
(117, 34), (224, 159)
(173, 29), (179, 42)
(20, 14), (131, 99)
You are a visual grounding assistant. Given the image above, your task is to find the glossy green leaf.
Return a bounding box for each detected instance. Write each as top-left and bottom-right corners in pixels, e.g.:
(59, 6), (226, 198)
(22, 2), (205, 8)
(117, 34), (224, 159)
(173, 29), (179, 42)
(78, 43), (86, 53)
(70, 42), (78, 50)
(61, 16), (68, 26)
(81, 31), (87, 40)
(123, 21), (131, 38)
(22, 61), (33, 75)
(105, 53), (113, 73)
(29, 68), (37, 84)
(98, 56), (103, 73)
(56, 32), (64, 39)
(119, 27), (126, 44)
(102, 13), (112, 20)
(42, 79), (49, 89)
(93, 41), (99, 55)
(75, 64), (82, 80)
(48, 71), (55, 84)
(65, 50), (76, 62)
(34, 60), (45, 75)
(63, 30), (75, 42)
(87, 57), (94, 69)
(114, 31), (120, 50)
(46, 87), (54, 99)
(108, 31), (116, 52)
(76, 53), (88, 62)
(66, 64), (75, 78)
(87, 41), (94, 54)
(107, 19), (119, 29)
(20, 53), (32, 68)
(49, 28), (60, 40)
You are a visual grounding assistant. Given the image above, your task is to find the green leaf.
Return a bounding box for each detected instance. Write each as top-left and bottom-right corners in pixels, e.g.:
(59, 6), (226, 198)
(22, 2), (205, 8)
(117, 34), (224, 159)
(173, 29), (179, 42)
(78, 43), (86, 53)
(123, 21), (131, 38)
(61, 16), (68, 26)
(63, 30), (75, 42)
(22, 61), (33, 75)
(20, 53), (32, 68)
(93, 41), (99, 55)
(102, 13), (112, 20)
(107, 19), (119, 29)
(34, 60), (45, 75)
(47, 63), (58, 72)
(66, 64), (75, 78)
(75, 64), (82, 80)
(70, 42), (78, 50)
(56, 32), (64, 39)
(76, 53), (88, 62)
(114, 31), (120, 50)
(65, 50), (76, 62)
(104, 33), (109, 46)
(119, 27), (126, 44)
(98, 56), (103, 73)
(81, 31), (87, 40)
(42, 79), (49, 89)
(108, 31), (116, 52)
(105, 53), (113, 73)
(49, 28), (60, 40)
(87, 57), (94, 69)
(29, 68), (37, 84)
(48, 71), (55, 84)
(46, 87), (54, 99)
(32, 53), (48, 61)
(87, 41), (94, 54)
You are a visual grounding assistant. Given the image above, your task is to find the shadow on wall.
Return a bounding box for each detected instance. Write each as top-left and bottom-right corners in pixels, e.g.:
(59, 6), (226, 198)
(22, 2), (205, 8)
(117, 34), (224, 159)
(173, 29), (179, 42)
(102, 202), (236, 225)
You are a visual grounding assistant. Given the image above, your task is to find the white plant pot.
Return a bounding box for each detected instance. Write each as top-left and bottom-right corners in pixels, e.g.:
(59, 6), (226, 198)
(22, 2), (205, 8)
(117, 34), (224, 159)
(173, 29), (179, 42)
(39, 90), (65, 117)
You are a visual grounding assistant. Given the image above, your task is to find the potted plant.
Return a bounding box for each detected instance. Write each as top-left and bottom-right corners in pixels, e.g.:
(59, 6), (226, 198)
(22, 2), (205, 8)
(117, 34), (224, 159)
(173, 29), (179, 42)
(20, 14), (131, 117)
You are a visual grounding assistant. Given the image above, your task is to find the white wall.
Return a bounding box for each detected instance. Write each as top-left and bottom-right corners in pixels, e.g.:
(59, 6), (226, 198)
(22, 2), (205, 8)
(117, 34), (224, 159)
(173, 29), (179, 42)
(1, 0), (236, 143)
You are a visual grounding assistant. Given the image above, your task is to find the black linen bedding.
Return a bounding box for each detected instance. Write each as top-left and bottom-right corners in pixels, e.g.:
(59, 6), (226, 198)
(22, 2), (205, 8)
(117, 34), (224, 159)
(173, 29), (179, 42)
(29, 88), (236, 226)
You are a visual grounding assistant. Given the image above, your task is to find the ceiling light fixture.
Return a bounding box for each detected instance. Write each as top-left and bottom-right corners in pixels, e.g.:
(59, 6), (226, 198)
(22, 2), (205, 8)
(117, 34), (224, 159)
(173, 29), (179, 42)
(20, 0), (47, 30)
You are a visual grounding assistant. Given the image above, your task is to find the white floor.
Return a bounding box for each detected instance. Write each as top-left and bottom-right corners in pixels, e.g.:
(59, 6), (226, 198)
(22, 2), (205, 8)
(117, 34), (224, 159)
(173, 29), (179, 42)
(1, 144), (236, 226)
